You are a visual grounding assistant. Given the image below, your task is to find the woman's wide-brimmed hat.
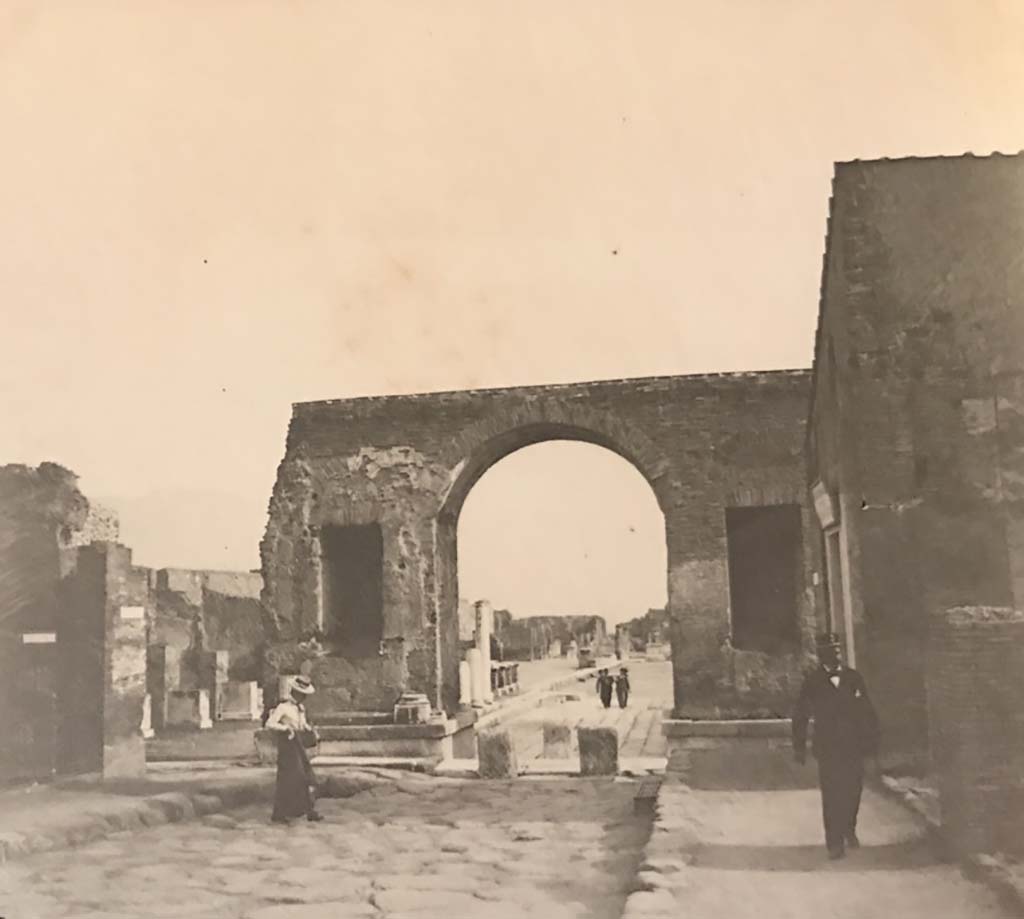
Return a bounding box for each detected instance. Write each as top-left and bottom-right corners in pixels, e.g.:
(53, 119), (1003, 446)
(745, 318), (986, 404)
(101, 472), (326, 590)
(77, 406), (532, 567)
(291, 675), (316, 695)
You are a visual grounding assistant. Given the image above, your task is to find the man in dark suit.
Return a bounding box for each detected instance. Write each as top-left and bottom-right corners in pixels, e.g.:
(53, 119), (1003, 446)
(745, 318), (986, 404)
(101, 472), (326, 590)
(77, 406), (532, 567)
(793, 633), (880, 859)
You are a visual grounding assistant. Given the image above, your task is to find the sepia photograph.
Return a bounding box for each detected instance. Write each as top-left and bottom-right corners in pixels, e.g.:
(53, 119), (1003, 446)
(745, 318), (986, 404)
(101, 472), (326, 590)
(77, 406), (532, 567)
(1, 2), (1023, 917)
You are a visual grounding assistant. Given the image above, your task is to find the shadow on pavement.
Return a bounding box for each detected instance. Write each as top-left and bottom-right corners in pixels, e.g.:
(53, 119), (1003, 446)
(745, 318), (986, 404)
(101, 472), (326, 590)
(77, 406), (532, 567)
(689, 837), (945, 873)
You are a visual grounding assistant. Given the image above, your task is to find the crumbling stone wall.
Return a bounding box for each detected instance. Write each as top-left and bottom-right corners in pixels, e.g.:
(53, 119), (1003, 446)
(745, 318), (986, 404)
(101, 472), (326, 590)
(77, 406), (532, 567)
(263, 371), (816, 717)
(146, 567), (265, 724)
(808, 153), (1024, 764)
(0, 464), (91, 782)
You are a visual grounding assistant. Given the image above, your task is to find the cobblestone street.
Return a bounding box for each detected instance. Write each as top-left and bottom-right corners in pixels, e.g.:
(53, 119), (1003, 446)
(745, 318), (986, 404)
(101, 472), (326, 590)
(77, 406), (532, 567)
(0, 776), (650, 919)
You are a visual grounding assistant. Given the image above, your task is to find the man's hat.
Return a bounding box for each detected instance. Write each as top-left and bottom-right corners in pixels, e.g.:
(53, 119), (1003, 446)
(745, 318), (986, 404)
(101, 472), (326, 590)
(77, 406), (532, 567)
(815, 632), (841, 648)
(291, 675), (315, 695)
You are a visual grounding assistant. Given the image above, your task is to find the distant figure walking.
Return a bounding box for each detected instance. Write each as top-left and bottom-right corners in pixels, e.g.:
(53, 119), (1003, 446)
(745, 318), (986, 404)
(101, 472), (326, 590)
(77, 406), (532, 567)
(265, 675), (324, 825)
(792, 633), (879, 860)
(615, 667), (630, 709)
(596, 668), (614, 708)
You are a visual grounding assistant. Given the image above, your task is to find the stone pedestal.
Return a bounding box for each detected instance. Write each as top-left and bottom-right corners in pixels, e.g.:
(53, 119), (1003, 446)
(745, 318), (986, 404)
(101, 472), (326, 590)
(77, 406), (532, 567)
(543, 722), (572, 758)
(578, 726), (618, 776)
(453, 724), (477, 759)
(477, 729), (517, 778)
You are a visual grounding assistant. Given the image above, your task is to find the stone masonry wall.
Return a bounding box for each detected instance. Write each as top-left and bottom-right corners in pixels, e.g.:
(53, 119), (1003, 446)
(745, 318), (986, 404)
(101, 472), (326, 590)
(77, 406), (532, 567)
(0, 464), (91, 782)
(809, 153), (1024, 763)
(926, 607), (1024, 857)
(262, 371), (817, 717)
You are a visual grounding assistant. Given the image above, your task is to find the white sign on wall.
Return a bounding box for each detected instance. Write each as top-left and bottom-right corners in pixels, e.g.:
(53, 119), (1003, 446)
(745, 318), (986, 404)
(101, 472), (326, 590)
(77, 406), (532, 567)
(811, 481), (838, 530)
(22, 632), (57, 644)
(120, 606), (145, 621)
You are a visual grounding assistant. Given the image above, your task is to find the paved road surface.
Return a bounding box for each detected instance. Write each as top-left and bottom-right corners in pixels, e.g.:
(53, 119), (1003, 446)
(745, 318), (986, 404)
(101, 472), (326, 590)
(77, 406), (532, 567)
(0, 775), (649, 919)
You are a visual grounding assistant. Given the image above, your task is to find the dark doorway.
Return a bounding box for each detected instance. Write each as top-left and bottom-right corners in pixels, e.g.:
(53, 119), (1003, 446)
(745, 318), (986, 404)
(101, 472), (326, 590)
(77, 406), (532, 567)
(321, 524), (384, 656)
(725, 505), (802, 653)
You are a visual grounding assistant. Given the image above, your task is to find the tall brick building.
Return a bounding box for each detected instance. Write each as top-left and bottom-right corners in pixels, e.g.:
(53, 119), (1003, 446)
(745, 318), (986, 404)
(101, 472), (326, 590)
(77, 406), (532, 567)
(807, 153), (1024, 764)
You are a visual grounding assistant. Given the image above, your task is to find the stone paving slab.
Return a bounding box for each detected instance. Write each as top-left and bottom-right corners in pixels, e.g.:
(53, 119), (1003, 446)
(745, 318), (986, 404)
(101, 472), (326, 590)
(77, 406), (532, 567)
(434, 756), (666, 777)
(620, 772), (1013, 919)
(878, 773), (1024, 915)
(0, 777), (650, 919)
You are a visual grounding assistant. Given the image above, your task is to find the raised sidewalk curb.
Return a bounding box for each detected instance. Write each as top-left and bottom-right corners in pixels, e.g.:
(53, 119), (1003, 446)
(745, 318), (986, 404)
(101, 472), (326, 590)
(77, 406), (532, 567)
(619, 772), (698, 919)
(0, 767), (393, 865)
(472, 665), (598, 732)
(876, 774), (1024, 915)
(661, 717), (791, 738)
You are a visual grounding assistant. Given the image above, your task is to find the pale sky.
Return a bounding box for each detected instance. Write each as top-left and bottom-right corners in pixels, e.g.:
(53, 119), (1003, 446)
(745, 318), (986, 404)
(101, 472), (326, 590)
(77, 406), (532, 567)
(2, 2), (1023, 621)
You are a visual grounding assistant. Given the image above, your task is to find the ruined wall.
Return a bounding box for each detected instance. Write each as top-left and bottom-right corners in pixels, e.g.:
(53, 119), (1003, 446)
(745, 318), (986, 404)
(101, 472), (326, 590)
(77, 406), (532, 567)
(263, 371), (816, 717)
(58, 543), (149, 778)
(149, 561), (268, 692)
(0, 464), (90, 782)
(808, 153), (1024, 763)
(200, 571), (265, 682)
(496, 614), (607, 660)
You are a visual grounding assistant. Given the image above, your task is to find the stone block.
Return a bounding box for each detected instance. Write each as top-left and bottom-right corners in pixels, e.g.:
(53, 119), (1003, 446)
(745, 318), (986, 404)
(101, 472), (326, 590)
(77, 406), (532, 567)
(578, 726), (618, 776)
(477, 729), (517, 778)
(452, 724), (477, 759)
(542, 722), (572, 758)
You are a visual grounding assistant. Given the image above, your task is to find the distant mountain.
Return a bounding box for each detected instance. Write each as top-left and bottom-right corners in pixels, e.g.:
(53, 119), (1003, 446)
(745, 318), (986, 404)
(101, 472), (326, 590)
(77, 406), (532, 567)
(93, 489), (266, 572)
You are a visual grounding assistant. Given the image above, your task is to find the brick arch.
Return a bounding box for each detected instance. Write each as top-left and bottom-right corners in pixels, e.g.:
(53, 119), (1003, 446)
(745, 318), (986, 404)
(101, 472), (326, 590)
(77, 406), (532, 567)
(431, 400), (675, 713)
(436, 401), (676, 524)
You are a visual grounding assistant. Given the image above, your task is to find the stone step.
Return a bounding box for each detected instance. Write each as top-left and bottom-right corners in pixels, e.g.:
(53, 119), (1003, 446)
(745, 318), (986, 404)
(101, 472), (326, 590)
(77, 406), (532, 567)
(311, 755), (437, 771)
(315, 711), (394, 727)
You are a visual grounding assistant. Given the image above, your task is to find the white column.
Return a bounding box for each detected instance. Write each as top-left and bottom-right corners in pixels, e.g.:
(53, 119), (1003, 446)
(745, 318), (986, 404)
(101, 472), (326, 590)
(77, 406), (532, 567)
(141, 693), (155, 739)
(467, 648), (485, 708)
(249, 682), (263, 721)
(458, 659), (472, 708)
(475, 601), (493, 704)
(198, 689), (213, 729)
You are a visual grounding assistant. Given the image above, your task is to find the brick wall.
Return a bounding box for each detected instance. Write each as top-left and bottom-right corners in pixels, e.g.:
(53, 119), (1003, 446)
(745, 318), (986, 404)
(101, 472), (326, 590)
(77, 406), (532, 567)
(262, 370), (817, 716)
(925, 606), (1024, 857)
(0, 463), (90, 782)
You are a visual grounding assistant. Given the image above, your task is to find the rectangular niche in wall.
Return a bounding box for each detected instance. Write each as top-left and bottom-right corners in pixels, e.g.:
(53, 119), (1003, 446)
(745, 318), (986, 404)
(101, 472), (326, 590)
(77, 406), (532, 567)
(725, 505), (802, 654)
(321, 523), (384, 656)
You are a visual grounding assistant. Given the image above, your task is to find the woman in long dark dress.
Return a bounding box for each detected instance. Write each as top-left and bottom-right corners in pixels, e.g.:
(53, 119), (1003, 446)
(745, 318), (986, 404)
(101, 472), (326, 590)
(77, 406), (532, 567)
(597, 669), (614, 709)
(265, 676), (323, 824)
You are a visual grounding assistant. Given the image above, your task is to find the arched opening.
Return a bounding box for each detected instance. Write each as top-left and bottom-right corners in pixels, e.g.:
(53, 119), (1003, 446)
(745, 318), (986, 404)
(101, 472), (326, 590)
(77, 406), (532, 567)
(434, 424), (671, 712)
